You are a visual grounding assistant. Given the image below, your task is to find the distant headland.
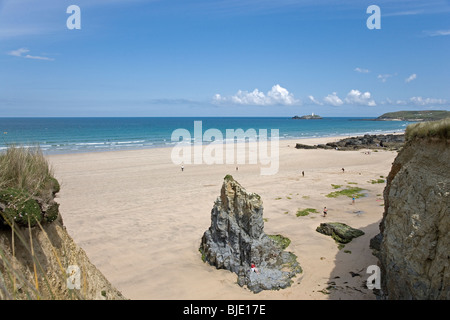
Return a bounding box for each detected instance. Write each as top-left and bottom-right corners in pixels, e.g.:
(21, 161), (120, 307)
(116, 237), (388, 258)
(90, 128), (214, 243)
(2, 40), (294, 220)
(376, 110), (449, 121)
(354, 110), (450, 122)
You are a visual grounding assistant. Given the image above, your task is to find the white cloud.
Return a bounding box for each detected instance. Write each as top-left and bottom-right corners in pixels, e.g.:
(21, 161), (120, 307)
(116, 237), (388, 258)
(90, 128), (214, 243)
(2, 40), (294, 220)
(377, 73), (396, 83)
(8, 48), (29, 57)
(320, 90), (376, 107)
(7, 47), (54, 61)
(425, 30), (450, 37)
(323, 92), (343, 106)
(345, 89), (376, 106)
(391, 96), (447, 106)
(213, 84), (299, 106)
(405, 73), (417, 83)
(308, 95), (323, 105)
(354, 67), (369, 73)
(409, 96), (447, 106)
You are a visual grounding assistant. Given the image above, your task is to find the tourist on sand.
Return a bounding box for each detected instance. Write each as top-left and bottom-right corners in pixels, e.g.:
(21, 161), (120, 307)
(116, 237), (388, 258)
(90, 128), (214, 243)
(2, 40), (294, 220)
(302, 171), (305, 177)
(181, 164), (184, 172)
(352, 196), (355, 205)
(323, 207), (328, 217)
(251, 263), (259, 274)
(342, 168), (345, 173)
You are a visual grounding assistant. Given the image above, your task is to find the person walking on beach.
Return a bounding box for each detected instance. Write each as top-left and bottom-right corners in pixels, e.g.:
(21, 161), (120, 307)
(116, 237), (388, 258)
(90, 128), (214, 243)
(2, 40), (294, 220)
(352, 196), (355, 205)
(302, 171), (305, 177)
(323, 207), (328, 217)
(181, 164), (184, 172)
(342, 168), (345, 173)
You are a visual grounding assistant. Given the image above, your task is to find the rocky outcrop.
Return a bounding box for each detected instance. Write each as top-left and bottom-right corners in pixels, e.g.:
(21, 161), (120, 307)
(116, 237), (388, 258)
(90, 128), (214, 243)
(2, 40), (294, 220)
(371, 132), (449, 299)
(316, 222), (364, 244)
(295, 134), (404, 151)
(200, 175), (302, 293)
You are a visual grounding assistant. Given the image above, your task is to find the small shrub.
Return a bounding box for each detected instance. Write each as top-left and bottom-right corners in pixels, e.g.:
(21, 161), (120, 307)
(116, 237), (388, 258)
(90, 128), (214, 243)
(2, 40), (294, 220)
(0, 188), (42, 227)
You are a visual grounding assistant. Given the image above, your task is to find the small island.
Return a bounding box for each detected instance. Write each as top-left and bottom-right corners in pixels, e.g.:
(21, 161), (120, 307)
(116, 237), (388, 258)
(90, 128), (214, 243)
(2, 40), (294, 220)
(292, 113), (323, 120)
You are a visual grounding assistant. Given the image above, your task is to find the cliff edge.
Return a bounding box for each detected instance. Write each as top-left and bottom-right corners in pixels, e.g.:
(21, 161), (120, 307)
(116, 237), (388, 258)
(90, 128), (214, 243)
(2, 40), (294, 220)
(0, 147), (125, 300)
(371, 118), (449, 299)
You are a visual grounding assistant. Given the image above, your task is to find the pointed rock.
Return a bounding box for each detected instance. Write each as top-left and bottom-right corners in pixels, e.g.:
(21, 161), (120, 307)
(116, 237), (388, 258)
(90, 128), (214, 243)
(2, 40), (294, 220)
(200, 175), (301, 293)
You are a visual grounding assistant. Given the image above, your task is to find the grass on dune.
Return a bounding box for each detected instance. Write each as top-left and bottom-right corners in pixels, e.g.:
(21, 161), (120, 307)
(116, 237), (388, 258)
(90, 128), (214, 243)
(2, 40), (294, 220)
(0, 145), (59, 201)
(405, 118), (450, 141)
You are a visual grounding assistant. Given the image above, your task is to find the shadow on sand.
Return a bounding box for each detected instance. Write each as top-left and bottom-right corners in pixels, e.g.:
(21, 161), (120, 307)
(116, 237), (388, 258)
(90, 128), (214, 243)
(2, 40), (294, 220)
(324, 221), (380, 300)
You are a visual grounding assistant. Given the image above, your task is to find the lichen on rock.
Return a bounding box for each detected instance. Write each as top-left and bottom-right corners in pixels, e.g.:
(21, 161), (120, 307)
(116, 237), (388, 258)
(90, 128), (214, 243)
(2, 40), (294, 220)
(199, 175), (302, 293)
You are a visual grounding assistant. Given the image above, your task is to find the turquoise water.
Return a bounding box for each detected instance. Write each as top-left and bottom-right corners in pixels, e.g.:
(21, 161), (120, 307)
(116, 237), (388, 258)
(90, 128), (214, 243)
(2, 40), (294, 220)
(0, 117), (413, 154)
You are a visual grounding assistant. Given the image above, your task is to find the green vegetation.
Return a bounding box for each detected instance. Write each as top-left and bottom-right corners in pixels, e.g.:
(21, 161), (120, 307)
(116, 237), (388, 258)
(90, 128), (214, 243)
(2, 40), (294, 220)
(0, 146), (60, 228)
(347, 182), (358, 185)
(286, 196), (292, 200)
(0, 188), (42, 227)
(0, 146), (58, 198)
(199, 247), (206, 262)
(301, 195), (310, 199)
(369, 179), (385, 184)
(224, 174), (234, 181)
(331, 184), (342, 189)
(275, 197), (282, 200)
(296, 208), (318, 217)
(405, 118), (450, 141)
(325, 187), (366, 199)
(268, 234), (291, 250)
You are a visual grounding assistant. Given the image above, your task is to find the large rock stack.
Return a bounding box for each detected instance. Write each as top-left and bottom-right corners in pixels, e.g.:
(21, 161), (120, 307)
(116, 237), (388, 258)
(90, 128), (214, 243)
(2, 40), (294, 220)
(371, 129), (449, 299)
(200, 175), (301, 293)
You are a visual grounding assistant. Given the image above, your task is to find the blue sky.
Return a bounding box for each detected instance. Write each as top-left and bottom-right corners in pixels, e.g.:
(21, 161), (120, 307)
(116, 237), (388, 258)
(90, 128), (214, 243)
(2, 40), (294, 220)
(0, 0), (449, 117)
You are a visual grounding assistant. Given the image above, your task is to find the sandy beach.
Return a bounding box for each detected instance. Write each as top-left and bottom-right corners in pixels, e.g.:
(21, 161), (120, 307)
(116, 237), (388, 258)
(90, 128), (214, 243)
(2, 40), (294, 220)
(47, 137), (398, 300)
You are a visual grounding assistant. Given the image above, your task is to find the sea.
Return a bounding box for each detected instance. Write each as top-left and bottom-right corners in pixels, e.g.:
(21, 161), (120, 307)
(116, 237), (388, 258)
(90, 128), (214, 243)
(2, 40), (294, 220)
(0, 117), (413, 154)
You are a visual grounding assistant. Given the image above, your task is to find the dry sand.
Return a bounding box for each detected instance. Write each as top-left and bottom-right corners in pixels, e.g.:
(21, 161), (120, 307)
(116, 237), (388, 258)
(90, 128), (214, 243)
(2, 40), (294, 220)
(47, 137), (397, 300)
